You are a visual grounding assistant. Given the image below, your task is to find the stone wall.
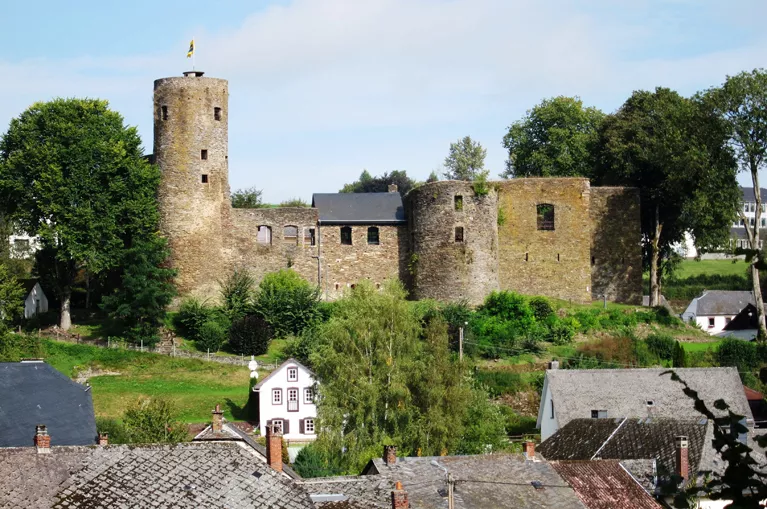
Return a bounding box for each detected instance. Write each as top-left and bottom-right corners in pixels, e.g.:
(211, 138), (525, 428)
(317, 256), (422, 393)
(318, 224), (408, 299)
(407, 181), (499, 305)
(496, 178), (592, 303)
(590, 187), (643, 304)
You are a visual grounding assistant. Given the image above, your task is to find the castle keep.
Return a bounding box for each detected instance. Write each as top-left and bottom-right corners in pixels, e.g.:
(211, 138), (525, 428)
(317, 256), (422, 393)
(154, 72), (642, 305)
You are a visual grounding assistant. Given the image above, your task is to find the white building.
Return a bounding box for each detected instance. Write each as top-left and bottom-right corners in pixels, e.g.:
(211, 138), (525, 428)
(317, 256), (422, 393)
(8, 233), (40, 259)
(21, 280), (48, 319)
(681, 290), (753, 335)
(252, 358), (317, 442)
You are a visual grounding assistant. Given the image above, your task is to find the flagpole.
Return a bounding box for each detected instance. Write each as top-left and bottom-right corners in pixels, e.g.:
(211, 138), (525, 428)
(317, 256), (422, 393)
(192, 36), (196, 71)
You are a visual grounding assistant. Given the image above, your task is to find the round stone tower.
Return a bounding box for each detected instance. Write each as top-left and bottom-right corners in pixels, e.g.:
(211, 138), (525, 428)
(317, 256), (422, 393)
(407, 180), (499, 305)
(154, 71), (229, 299)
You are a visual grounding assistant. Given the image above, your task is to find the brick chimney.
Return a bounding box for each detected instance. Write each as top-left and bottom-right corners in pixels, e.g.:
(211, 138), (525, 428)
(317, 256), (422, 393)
(98, 432), (109, 446)
(383, 445), (397, 466)
(388, 184), (398, 193)
(675, 435), (689, 480)
(524, 441), (535, 461)
(391, 481), (409, 509)
(212, 404), (224, 433)
(34, 425), (51, 454)
(266, 424), (283, 472)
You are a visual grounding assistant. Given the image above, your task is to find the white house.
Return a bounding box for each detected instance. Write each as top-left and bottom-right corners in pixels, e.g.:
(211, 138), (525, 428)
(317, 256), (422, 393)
(252, 358), (317, 442)
(681, 290), (753, 335)
(8, 233), (40, 259)
(21, 279), (48, 319)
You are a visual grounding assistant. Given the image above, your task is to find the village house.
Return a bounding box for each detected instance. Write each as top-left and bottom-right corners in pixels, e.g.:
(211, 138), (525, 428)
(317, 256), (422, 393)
(19, 278), (48, 319)
(681, 290), (755, 335)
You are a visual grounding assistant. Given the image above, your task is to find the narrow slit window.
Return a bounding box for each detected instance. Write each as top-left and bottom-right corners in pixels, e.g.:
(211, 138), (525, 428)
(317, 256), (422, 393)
(304, 227), (316, 246)
(214, 107), (222, 121)
(201, 149), (208, 160)
(454, 226), (464, 243)
(367, 227), (380, 245)
(454, 195), (463, 211)
(161, 105), (168, 120)
(340, 226), (352, 245)
(591, 256), (596, 266)
(525, 253), (529, 262)
(201, 174), (208, 184)
(283, 226), (298, 244)
(257, 225), (272, 244)
(537, 204), (555, 230)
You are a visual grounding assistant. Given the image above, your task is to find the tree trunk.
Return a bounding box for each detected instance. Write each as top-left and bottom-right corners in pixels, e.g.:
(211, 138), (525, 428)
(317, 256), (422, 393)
(649, 205), (663, 307)
(85, 270), (91, 310)
(749, 160), (767, 340)
(60, 290), (72, 330)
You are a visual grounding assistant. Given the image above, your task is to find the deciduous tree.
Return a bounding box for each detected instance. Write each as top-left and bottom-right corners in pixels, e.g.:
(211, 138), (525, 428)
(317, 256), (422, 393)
(340, 170), (416, 196)
(0, 263), (24, 325)
(231, 186), (264, 208)
(443, 136), (487, 181)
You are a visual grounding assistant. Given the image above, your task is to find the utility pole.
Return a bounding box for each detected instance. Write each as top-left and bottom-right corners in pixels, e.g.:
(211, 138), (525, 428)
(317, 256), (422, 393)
(448, 473), (455, 509)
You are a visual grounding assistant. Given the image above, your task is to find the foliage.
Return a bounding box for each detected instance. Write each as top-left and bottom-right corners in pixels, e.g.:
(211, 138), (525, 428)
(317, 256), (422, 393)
(426, 170), (439, 183)
(498, 406), (538, 436)
(121, 396), (189, 443)
(254, 269), (320, 338)
(471, 171), (492, 196)
(174, 298), (217, 340)
(340, 169), (416, 196)
(673, 341), (687, 368)
(0, 98), (161, 330)
(528, 297), (554, 321)
(219, 269), (255, 322)
(279, 197), (309, 207)
(456, 387), (507, 454)
(100, 234), (176, 346)
(549, 317), (579, 345)
(473, 370), (525, 397)
(594, 88), (740, 306)
(0, 331), (44, 360)
(645, 332), (677, 361)
(573, 335), (639, 368)
(228, 314), (273, 356)
(293, 442), (344, 478)
(502, 96), (604, 178)
(197, 320), (227, 352)
(716, 338), (761, 376)
(443, 136), (487, 181)
(0, 263), (24, 323)
(94, 417), (130, 445)
(231, 186), (264, 208)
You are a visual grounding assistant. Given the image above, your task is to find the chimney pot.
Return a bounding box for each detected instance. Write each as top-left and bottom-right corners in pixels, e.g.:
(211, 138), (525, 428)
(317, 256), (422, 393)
(391, 480), (409, 509)
(98, 432), (109, 446)
(524, 441), (536, 461)
(383, 445), (397, 465)
(212, 403), (224, 433)
(266, 424), (283, 472)
(34, 424), (51, 454)
(675, 435), (689, 480)
(388, 184), (398, 193)
(549, 360), (559, 370)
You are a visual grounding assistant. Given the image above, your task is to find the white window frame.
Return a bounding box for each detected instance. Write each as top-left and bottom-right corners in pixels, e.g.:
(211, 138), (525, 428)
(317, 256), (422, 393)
(272, 419), (284, 434)
(287, 367), (298, 382)
(708, 317), (715, 328)
(287, 388), (299, 412)
(272, 388), (282, 405)
(304, 418), (315, 434)
(304, 387), (314, 404)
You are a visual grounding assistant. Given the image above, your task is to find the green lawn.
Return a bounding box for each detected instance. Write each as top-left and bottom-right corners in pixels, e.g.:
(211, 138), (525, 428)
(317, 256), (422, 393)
(675, 259), (748, 278)
(680, 340), (722, 353)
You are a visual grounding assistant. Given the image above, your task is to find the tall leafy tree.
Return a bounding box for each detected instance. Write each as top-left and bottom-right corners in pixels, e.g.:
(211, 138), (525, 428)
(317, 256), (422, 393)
(443, 136), (487, 181)
(0, 98), (162, 329)
(340, 170), (416, 196)
(594, 88), (739, 306)
(502, 96), (604, 179)
(704, 69), (767, 339)
(231, 186), (264, 208)
(0, 263), (24, 326)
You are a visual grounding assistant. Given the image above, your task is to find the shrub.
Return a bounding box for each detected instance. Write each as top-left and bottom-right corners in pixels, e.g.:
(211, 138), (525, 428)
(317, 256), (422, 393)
(644, 333), (676, 361)
(122, 397), (188, 444)
(474, 370), (524, 397)
(219, 269), (255, 322)
(673, 341), (687, 368)
(577, 335), (637, 366)
(528, 297), (554, 321)
(228, 314), (273, 356)
(255, 270), (320, 338)
(95, 417), (130, 444)
(479, 291), (534, 324)
(549, 316), (580, 345)
(293, 443), (344, 478)
(717, 338), (759, 374)
(174, 298), (215, 339)
(498, 406), (538, 436)
(197, 320), (227, 352)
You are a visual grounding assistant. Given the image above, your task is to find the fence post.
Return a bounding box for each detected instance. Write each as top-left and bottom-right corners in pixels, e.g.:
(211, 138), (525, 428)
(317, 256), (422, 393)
(141, 339), (143, 352)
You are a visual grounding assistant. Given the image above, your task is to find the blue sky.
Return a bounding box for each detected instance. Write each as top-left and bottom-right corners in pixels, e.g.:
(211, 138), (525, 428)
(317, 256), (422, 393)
(2, 0), (766, 202)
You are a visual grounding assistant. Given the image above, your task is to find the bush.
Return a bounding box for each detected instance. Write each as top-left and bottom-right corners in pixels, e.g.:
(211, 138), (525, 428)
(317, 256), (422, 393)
(549, 316), (579, 345)
(219, 269), (255, 322)
(95, 417), (130, 444)
(228, 314), (273, 356)
(528, 297), (554, 321)
(474, 370), (524, 397)
(498, 406), (538, 436)
(644, 333), (676, 361)
(122, 397), (188, 444)
(717, 338), (759, 374)
(293, 443), (344, 478)
(197, 320), (227, 352)
(174, 298), (215, 339)
(478, 291), (535, 324)
(255, 270), (320, 338)
(673, 341), (687, 368)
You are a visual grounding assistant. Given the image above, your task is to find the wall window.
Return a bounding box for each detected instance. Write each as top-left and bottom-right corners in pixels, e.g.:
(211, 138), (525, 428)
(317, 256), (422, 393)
(257, 225), (272, 244)
(201, 149), (208, 160)
(304, 227), (316, 246)
(272, 388), (282, 405)
(454, 226), (464, 243)
(287, 388), (299, 412)
(454, 195), (463, 211)
(340, 226), (352, 245)
(708, 317), (715, 328)
(272, 419), (284, 434)
(537, 204), (555, 231)
(550, 399), (554, 419)
(304, 418), (315, 434)
(201, 174), (208, 184)
(287, 367), (298, 382)
(214, 107), (222, 121)
(591, 410), (607, 419)
(367, 227), (380, 245)
(284, 226), (298, 244)
(304, 387), (314, 404)
(161, 105), (168, 120)
(726, 317), (732, 324)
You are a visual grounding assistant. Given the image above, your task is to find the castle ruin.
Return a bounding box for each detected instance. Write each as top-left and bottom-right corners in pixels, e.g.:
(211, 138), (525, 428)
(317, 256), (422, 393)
(154, 72), (642, 305)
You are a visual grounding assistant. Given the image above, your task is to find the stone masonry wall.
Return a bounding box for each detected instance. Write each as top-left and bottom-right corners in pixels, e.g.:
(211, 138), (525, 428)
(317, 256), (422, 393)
(318, 224), (408, 299)
(496, 178), (592, 303)
(407, 181), (499, 305)
(590, 187), (643, 304)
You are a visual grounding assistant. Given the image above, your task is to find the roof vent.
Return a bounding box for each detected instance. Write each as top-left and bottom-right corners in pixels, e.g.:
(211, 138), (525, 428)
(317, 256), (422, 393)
(646, 400), (654, 407)
(531, 481), (545, 490)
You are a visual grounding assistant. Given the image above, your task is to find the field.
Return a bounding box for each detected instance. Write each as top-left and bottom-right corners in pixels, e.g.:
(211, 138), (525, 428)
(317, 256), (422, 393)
(674, 259), (749, 279)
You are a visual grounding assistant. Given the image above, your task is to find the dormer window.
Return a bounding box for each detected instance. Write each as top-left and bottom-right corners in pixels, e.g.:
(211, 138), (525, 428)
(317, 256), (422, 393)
(591, 409), (607, 419)
(287, 366), (298, 382)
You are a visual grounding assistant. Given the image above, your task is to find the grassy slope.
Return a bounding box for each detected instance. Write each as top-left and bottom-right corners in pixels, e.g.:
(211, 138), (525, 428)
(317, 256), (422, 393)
(675, 259), (749, 278)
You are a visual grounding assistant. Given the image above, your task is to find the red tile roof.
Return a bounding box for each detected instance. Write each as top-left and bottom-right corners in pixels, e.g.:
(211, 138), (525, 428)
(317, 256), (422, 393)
(744, 386), (764, 401)
(551, 460), (661, 509)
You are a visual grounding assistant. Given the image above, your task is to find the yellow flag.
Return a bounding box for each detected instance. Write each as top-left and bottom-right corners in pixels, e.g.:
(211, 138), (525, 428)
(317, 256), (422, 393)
(187, 39), (195, 58)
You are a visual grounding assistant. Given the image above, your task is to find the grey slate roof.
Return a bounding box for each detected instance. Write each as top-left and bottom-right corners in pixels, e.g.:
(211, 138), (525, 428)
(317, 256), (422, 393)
(0, 361), (97, 447)
(684, 290), (754, 316)
(741, 187), (767, 202)
(0, 442), (314, 509)
(539, 368), (753, 430)
(311, 193), (406, 224)
(299, 475), (393, 508)
(363, 454), (587, 509)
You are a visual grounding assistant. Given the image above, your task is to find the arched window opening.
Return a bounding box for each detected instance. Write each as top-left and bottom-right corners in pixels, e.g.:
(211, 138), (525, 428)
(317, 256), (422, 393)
(340, 226), (352, 245)
(257, 225), (272, 244)
(537, 204), (555, 231)
(367, 227), (380, 245)
(284, 225), (298, 244)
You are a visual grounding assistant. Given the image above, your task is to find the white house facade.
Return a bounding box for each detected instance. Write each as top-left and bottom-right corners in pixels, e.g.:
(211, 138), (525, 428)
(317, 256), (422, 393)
(22, 280), (48, 319)
(253, 358), (317, 442)
(8, 233), (40, 259)
(681, 290), (753, 335)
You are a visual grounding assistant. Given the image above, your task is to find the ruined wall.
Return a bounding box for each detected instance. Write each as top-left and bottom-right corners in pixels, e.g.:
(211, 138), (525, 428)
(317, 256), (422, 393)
(407, 181), (499, 305)
(154, 73), (229, 301)
(496, 178), (592, 303)
(319, 224), (408, 299)
(590, 187), (643, 304)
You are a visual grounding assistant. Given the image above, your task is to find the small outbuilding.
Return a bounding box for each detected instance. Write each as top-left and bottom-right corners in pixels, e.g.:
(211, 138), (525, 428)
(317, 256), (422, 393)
(19, 278), (48, 319)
